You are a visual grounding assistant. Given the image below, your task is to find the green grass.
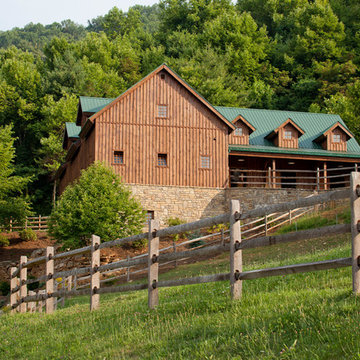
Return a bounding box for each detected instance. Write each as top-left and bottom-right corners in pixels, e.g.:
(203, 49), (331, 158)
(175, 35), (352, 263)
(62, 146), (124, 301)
(1, 229), (359, 359)
(275, 205), (351, 235)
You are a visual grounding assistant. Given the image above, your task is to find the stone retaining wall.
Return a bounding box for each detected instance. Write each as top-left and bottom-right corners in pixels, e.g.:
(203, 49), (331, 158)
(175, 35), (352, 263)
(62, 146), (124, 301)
(129, 184), (318, 227)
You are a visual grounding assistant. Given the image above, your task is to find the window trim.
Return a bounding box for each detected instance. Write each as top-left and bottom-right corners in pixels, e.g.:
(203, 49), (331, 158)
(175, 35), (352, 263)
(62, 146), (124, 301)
(157, 153), (168, 167)
(284, 130), (292, 140)
(332, 134), (341, 143)
(113, 150), (125, 165)
(234, 126), (243, 137)
(200, 155), (211, 169)
(157, 104), (168, 118)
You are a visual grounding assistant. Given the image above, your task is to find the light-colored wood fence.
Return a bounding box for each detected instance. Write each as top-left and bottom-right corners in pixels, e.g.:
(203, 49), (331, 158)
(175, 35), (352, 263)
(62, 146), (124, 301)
(7, 216), (49, 232)
(9, 174), (359, 314)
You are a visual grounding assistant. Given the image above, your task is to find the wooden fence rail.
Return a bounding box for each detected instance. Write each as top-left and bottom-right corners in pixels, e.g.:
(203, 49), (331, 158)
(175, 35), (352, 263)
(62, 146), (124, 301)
(9, 178), (359, 314)
(7, 215), (49, 232)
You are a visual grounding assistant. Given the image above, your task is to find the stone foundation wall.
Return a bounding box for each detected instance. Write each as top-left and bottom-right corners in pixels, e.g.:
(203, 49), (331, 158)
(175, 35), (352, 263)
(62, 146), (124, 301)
(129, 184), (318, 227)
(129, 184), (227, 227)
(226, 188), (317, 212)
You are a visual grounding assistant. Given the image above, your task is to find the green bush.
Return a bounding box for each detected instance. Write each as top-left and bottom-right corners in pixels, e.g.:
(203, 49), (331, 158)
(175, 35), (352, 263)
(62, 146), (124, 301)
(167, 217), (188, 242)
(49, 162), (146, 249)
(131, 238), (148, 250)
(0, 281), (10, 296)
(19, 228), (37, 242)
(0, 234), (9, 247)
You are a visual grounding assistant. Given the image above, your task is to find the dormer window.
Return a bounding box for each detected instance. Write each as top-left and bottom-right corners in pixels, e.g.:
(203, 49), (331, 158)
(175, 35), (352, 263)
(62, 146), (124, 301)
(313, 122), (353, 151)
(230, 115), (255, 146)
(333, 134), (341, 143)
(265, 118), (304, 149)
(234, 127), (243, 136)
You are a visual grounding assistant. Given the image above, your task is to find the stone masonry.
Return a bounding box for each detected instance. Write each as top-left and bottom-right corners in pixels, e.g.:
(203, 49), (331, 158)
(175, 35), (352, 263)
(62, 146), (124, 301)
(128, 184), (317, 227)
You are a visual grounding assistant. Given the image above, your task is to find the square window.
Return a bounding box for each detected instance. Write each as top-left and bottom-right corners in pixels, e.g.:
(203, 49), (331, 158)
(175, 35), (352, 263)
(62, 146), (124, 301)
(114, 151), (124, 164)
(158, 105), (167, 118)
(201, 155), (210, 169)
(234, 127), (243, 136)
(158, 153), (167, 166)
(333, 134), (341, 143)
(284, 131), (292, 139)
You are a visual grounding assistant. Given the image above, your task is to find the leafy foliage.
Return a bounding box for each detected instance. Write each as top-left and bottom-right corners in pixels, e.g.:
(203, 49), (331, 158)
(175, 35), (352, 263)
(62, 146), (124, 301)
(49, 162), (146, 249)
(0, 235), (9, 247)
(19, 228), (37, 242)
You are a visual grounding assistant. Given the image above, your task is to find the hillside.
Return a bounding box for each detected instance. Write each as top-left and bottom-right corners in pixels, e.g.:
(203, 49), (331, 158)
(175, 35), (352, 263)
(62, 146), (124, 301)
(1, 224), (357, 359)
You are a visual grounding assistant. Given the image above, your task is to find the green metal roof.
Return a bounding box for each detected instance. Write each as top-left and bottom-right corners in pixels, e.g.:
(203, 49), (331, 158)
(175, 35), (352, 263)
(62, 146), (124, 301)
(229, 144), (360, 159)
(65, 122), (81, 138)
(215, 106), (360, 154)
(79, 96), (115, 113)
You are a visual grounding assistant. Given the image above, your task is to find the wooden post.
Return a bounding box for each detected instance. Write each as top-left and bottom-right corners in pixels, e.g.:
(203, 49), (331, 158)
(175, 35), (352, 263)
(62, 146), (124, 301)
(268, 167), (271, 188)
(67, 276), (72, 291)
(46, 246), (55, 314)
(350, 172), (360, 294)
(289, 209), (292, 224)
(172, 240), (177, 268)
(19, 256), (27, 313)
(126, 255), (130, 282)
(272, 160), (276, 189)
(324, 162), (328, 190)
(230, 200), (242, 300)
(316, 167), (320, 191)
(9, 219), (12, 232)
(25, 218), (28, 230)
(10, 267), (18, 313)
(355, 164), (358, 173)
(221, 228), (225, 246)
(28, 291), (36, 313)
(90, 235), (101, 311)
(61, 279), (65, 307)
(148, 219), (160, 309)
(38, 215), (41, 231)
(264, 214), (268, 236)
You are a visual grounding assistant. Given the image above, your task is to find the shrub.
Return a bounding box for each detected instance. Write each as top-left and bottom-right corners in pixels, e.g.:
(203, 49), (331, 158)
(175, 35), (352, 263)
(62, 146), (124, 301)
(188, 230), (205, 248)
(0, 234), (9, 247)
(167, 217), (188, 241)
(131, 238), (148, 250)
(49, 162), (146, 249)
(0, 281), (10, 296)
(19, 228), (37, 242)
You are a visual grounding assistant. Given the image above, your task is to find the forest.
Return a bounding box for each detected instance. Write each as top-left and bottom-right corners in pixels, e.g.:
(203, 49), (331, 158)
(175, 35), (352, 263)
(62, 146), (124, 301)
(0, 0), (359, 218)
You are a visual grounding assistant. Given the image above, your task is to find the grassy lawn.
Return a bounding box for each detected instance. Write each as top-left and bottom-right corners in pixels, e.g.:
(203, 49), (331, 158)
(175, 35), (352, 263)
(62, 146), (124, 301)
(1, 226), (359, 359)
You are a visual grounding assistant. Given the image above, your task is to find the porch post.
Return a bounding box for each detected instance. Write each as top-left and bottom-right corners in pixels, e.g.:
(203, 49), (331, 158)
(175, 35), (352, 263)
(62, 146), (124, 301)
(323, 162), (328, 190)
(272, 159), (276, 189)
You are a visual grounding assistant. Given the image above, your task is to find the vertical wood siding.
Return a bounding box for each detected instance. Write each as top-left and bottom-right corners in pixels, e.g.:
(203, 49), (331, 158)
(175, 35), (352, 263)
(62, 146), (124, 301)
(278, 124), (299, 149)
(94, 71), (229, 188)
(229, 122), (250, 145)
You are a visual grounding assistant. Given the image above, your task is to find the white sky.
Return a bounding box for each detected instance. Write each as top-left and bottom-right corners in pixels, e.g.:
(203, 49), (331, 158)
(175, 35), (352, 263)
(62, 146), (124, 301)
(0, 0), (158, 31)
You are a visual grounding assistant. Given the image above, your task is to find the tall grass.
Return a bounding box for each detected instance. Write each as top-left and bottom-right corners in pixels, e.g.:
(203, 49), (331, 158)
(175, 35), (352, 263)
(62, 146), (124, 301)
(1, 231), (358, 359)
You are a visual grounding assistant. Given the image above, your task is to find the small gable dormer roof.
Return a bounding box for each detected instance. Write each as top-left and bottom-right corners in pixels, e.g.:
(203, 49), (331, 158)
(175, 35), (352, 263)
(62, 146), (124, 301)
(313, 121), (353, 144)
(62, 122), (81, 149)
(232, 114), (256, 134)
(265, 118), (305, 141)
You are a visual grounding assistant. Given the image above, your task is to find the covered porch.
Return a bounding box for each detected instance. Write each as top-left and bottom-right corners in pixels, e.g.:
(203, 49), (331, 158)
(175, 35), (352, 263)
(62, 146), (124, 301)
(229, 153), (359, 190)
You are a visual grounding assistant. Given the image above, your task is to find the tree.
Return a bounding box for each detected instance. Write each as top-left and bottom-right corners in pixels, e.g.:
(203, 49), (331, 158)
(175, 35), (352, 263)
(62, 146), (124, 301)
(0, 125), (31, 225)
(49, 162), (146, 249)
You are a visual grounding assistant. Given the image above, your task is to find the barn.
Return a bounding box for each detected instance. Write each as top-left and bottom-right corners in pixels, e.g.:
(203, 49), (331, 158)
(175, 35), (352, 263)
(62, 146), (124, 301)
(57, 64), (360, 225)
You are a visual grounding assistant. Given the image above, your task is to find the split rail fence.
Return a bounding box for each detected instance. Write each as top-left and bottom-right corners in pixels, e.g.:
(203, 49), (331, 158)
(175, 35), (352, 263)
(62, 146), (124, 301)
(9, 172), (360, 314)
(7, 215), (48, 232)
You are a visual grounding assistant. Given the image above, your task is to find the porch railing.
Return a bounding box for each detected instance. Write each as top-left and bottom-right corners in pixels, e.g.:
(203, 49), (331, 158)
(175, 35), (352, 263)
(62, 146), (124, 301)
(230, 165), (358, 190)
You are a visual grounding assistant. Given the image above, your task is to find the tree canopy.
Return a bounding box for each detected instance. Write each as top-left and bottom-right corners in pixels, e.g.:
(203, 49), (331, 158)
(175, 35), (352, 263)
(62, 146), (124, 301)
(0, 0), (359, 213)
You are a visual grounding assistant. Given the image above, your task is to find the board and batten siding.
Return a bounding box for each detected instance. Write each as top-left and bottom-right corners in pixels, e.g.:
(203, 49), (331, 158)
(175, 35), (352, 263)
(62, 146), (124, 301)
(228, 122), (250, 145)
(58, 127), (96, 194)
(94, 71), (230, 188)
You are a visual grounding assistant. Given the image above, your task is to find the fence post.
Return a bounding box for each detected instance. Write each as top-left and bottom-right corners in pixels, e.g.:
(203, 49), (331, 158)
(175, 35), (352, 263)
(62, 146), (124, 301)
(10, 267), (18, 313)
(19, 256), (27, 313)
(264, 214), (268, 236)
(46, 246), (55, 314)
(90, 235), (101, 311)
(230, 200), (242, 300)
(38, 215), (41, 231)
(172, 240), (177, 268)
(25, 218), (28, 230)
(28, 291), (36, 313)
(355, 164), (358, 172)
(126, 255), (130, 282)
(289, 210), (292, 224)
(221, 228), (225, 246)
(67, 276), (72, 291)
(148, 219), (160, 309)
(350, 172), (360, 294)
(9, 219), (12, 232)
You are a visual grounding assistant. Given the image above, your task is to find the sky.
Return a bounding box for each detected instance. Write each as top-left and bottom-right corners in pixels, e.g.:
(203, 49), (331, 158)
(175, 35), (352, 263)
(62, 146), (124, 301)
(0, 0), (158, 31)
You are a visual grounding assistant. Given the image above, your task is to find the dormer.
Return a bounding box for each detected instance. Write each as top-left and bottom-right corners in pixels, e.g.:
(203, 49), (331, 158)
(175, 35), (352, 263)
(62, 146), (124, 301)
(229, 115), (256, 145)
(313, 122), (353, 152)
(265, 118), (304, 148)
